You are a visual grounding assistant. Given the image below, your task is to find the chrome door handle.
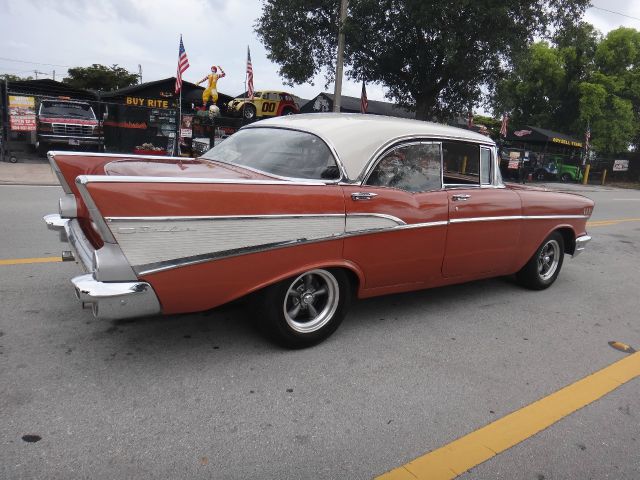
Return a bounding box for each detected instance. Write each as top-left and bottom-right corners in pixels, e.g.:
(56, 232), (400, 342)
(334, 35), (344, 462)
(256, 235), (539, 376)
(351, 192), (378, 201)
(452, 194), (471, 201)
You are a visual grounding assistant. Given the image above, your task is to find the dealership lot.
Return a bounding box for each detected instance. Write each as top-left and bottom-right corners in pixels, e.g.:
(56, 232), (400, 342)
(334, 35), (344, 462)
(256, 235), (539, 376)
(1, 184), (639, 479)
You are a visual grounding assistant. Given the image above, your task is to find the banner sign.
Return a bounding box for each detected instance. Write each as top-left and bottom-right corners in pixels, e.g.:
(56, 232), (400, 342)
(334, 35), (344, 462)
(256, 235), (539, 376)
(551, 137), (582, 148)
(613, 159), (629, 172)
(8, 95), (37, 131)
(180, 115), (193, 138)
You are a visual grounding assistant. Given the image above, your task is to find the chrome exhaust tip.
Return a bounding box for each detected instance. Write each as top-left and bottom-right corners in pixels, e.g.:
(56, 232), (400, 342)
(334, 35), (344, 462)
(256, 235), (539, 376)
(62, 250), (75, 262)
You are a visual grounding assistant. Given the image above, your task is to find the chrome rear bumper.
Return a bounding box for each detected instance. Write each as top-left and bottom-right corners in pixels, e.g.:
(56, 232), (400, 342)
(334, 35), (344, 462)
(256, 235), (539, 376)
(572, 235), (591, 257)
(44, 213), (161, 320)
(72, 274), (161, 321)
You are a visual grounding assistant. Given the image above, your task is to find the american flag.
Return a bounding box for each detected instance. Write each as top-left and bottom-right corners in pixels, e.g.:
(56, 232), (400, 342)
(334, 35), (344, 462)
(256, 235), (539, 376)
(360, 81), (368, 114)
(246, 46), (254, 99)
(175, 35), (190, 94)
(500, 113), (509, 137)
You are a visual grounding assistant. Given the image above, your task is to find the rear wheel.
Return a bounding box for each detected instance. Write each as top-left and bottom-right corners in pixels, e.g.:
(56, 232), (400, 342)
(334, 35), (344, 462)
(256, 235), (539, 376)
(259, 268), (351, 348)
(516, 232), (565, 290)
(243, 104), (256, 120)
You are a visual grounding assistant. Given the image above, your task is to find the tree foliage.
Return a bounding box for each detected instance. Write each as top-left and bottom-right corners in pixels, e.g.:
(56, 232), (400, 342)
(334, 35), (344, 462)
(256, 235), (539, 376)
(0, 73), (34, 82)
(255, 0), (589, 120)
(62, 64), (139, 91)
(493, 25), (640, 154)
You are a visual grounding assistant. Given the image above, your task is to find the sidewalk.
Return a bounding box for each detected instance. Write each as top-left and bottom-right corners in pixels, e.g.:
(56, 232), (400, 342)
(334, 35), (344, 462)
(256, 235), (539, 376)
(0, 161), (59, 186)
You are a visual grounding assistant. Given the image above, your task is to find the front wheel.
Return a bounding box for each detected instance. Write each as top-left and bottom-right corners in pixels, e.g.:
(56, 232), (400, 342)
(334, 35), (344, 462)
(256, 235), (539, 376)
(259, 268), (351, 348)
(516, 232), (565, 290)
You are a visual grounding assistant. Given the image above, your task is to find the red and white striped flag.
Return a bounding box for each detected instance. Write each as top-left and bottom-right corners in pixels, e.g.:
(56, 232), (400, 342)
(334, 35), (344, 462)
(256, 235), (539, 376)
(360, 81), (368, 114)
(246, 46), (254, 99)
(500, 113), (509, 137)
(175, 35), (189, 94)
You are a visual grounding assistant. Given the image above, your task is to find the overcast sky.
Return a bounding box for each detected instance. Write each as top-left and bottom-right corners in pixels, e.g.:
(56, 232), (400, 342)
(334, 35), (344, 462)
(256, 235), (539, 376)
(1, 0), (639, 105)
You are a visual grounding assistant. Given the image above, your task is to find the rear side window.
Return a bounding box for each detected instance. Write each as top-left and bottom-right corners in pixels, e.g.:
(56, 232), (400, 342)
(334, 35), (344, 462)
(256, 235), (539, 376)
(366, 142), (442, 193)
(480, 147), (492, 184)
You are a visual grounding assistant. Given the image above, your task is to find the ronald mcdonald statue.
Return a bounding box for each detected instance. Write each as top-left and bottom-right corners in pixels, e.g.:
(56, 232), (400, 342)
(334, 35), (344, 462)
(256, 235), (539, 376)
(197, 65), (226, 105)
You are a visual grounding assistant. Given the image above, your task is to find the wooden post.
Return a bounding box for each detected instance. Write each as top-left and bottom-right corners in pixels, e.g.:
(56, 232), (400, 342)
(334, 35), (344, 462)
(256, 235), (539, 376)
(601, 169), (607, 185)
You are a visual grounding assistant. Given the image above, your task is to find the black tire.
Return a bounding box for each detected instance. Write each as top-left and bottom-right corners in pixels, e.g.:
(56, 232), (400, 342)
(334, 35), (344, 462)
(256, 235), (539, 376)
(561, 172), (572, 182)
(37, 142), (49, 157)
(258, 268), (351, 348)
(243, 104), (256, 120)
(516, 232), (565, 290)
(281, 108), (295, 116)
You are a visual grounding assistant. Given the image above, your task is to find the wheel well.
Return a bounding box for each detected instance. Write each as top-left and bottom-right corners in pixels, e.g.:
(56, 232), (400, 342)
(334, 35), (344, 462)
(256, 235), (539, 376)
(329, 267), (360, 298)
(556, 227), (576, 255)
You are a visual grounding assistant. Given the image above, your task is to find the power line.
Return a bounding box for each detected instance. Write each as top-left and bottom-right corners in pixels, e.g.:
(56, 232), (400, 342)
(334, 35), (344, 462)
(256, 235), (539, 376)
(589, 5), (640, 23)
(0, 56), (71, 68)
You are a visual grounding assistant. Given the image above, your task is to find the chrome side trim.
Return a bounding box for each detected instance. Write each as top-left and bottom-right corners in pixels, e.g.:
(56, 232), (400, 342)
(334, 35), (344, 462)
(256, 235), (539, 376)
(106, 213), (347, 222)
(346, 213), (406, 225)
(450, 214), (589, 224)
(71, 274), (161, 321)
(64, 219), (96, 272)
(135, 218), (447, 276)
(572, 235), (591, 257)
(48, 150), (183, 161)
(76, 174), (326, 187)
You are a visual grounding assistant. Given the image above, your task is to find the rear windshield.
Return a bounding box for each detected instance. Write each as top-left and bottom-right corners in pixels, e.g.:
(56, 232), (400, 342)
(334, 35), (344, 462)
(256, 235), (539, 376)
(202, 128), (340, 180)
(40, 102), (96, 119)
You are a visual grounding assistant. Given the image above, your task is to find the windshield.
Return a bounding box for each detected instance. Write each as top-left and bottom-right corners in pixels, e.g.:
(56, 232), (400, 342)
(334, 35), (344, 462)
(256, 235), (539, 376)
(40, 102), (96, 119)
(202, 128), (340, 180)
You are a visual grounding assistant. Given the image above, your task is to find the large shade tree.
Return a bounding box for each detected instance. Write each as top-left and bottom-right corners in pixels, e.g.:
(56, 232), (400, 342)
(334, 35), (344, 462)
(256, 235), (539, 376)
(63, 64), (139, 91)
(255, 0), (590, 120)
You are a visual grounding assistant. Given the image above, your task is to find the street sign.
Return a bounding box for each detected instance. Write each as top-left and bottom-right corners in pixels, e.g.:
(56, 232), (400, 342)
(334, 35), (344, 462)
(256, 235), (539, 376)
(613, 159), (629, 172)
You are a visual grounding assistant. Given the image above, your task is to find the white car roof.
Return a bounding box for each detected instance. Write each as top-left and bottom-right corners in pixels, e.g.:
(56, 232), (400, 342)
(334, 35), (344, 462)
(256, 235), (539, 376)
(246, 113), (495, 180)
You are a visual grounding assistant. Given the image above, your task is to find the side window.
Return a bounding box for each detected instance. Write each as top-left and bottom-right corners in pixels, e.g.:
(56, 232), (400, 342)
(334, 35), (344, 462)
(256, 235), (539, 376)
(366, 143), (442, 193)
(480, 147), (492, 184)
(443, 142), (480, 185)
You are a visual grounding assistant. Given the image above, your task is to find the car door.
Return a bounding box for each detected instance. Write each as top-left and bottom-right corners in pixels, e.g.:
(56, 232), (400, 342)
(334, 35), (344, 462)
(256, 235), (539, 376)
(342, 141), (448, 290)
(442, 143), (522, 277)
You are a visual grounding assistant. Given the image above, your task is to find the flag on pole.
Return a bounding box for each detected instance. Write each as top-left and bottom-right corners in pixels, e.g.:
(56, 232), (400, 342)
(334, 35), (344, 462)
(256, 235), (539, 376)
(584, 124), (591, 151)
(500, 113), (509, 137)
(246, 46), (254, 100)
(175, 35), (190, 94)
(360, 81), (368, 114)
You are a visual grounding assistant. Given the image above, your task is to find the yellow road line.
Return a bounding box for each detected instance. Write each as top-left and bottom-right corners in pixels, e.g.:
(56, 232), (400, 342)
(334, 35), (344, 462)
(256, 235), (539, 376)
(0, 256), (61, 265)
(587, 218), (640, 227)
(376, 351), (640, 480)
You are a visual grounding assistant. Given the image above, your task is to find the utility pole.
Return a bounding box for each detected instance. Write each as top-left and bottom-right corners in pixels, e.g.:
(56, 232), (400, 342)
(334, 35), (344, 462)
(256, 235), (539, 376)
(332, 0), (348, 113)
(138, 64), (143, 84)
(34, 70), (47, 79)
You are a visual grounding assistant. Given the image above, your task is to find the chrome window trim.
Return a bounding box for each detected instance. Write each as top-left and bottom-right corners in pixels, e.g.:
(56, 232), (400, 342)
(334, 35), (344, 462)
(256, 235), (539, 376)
(361, 140), (444, 193)
(358, 135), (495, 185)
(227, 124), (347, 183)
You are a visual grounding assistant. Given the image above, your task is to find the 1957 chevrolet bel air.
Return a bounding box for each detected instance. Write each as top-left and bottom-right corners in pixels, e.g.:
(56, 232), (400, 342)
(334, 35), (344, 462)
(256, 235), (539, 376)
(44, 113), (593, 347)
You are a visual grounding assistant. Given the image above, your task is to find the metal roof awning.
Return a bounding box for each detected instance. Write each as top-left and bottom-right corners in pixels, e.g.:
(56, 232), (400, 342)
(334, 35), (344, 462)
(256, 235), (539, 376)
(506, 125), (583, 149)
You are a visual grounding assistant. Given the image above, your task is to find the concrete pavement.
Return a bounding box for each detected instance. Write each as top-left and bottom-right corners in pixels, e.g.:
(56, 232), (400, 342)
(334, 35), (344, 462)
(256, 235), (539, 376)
(0, 161), (58, 186)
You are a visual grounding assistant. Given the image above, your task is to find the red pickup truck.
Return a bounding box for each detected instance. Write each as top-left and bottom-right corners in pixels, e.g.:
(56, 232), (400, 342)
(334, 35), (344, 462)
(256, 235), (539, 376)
(37, 99), (101, 154)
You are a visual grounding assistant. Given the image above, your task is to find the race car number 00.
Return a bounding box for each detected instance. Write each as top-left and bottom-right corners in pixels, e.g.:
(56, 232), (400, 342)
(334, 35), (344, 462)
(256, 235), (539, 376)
(262, 102), (277, 113)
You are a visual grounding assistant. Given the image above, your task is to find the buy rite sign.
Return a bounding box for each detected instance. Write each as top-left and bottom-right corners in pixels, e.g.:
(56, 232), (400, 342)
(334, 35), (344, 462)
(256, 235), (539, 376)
(125, 96), (172, 109)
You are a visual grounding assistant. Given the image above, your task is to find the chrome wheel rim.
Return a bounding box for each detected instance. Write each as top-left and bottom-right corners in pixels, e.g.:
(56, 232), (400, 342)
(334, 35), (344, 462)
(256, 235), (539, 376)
(283, 269), (339, 334)
(538, 239), (560, 281)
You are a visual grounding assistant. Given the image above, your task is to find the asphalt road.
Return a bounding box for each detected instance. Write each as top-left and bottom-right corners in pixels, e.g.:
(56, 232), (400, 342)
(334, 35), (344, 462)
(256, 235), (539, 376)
(1, 184), (639, 480)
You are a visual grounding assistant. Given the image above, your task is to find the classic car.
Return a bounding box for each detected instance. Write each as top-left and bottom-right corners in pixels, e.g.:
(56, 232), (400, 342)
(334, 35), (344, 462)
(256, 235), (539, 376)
(227, 90), (299, 120)
(44, 113), (593, 348)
